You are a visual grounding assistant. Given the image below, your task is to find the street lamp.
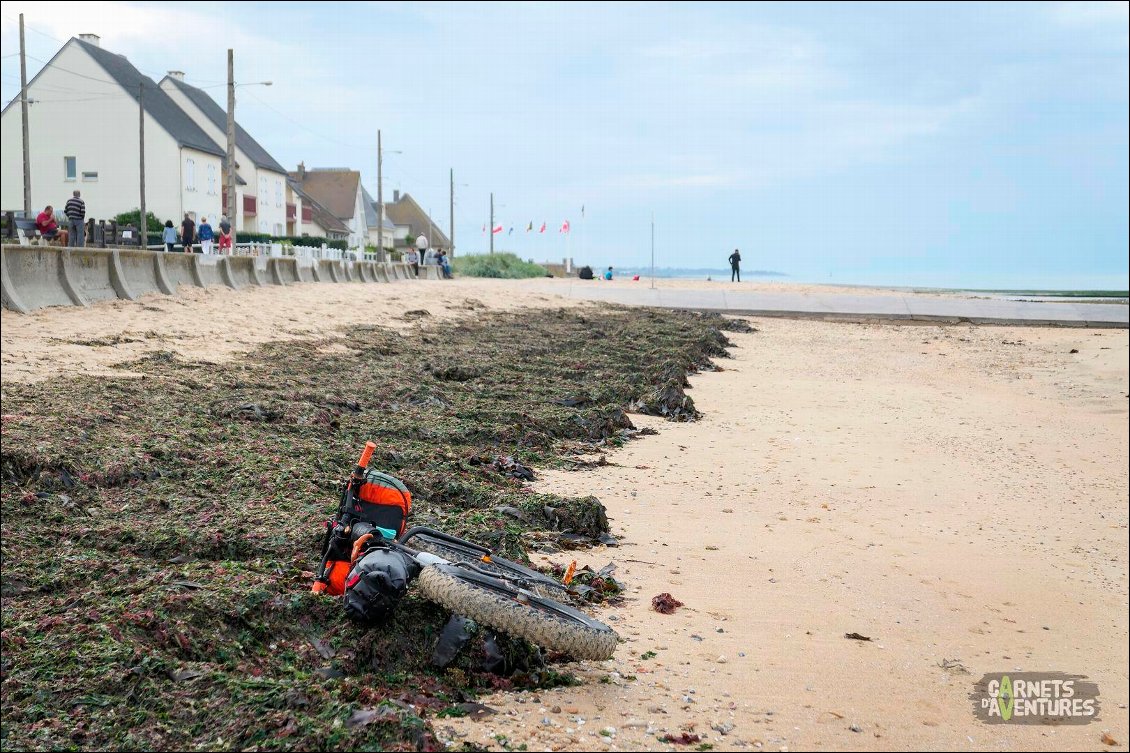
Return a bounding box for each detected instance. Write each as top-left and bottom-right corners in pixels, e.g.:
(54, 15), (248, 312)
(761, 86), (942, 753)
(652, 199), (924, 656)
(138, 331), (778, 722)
(489, 194), (507, 254)
(377, 131), (403, 261)
(450, 170), (469, 257)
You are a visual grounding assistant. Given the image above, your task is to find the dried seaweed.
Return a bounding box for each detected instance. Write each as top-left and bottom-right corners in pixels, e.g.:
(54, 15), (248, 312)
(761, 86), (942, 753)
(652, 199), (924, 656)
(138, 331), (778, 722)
(0, 305), (737, 751)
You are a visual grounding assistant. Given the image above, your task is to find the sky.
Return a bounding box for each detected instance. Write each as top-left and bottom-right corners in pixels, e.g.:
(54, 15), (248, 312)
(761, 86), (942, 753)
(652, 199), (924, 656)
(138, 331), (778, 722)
(2, 1), (1127, 289)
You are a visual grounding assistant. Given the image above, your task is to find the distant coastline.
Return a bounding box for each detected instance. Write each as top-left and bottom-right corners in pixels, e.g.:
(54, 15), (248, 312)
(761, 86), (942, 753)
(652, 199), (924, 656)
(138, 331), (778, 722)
(604, 270), (1127, 300)
(613, 267), (789, 279)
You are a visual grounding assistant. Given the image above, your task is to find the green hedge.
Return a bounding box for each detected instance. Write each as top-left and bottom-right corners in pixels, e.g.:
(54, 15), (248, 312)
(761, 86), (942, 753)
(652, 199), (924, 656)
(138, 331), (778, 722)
(452, 253), (549, 279)
(235, 232), (347, 250)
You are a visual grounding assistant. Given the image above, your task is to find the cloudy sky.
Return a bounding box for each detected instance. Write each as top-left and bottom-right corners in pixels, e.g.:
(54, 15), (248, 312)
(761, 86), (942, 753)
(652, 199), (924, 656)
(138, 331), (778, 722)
(2, 1), (1127, 288)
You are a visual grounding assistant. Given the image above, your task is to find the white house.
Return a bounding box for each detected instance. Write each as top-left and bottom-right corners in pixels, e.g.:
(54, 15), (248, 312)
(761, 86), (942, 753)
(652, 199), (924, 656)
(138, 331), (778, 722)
(1, 35), (225, 226)
(159, 72), (293, 236)
(287, 165), (369, 249)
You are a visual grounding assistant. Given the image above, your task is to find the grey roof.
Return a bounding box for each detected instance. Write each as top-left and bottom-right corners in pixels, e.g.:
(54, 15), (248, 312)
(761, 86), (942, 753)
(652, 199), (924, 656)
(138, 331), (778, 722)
(360, 186), (396, 231)
(161, 75), (287, 174)
(71, 38), (225, 158)
(384, 192), (451, 248)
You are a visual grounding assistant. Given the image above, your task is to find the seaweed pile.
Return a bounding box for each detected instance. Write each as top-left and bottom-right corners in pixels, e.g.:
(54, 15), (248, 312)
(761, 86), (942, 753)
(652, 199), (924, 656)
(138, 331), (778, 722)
(0, 306), (741, 751)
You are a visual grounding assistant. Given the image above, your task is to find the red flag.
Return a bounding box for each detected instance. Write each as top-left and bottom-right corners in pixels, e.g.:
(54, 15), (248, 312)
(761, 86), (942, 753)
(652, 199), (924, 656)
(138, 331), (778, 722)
(560, 220), (570, 234)
(492, 224), (503, 234)
(539, 222), (546, 233)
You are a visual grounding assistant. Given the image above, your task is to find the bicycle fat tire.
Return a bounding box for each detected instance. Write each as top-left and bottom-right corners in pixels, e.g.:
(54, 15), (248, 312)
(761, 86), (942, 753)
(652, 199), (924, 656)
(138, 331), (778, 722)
(417, 564), (618, 661)
(410, 534), (568, 599)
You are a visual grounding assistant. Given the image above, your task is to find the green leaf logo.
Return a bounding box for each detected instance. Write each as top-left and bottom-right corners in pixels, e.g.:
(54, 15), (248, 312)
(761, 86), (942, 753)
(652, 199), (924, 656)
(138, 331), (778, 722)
(998, 675), (1014, 721)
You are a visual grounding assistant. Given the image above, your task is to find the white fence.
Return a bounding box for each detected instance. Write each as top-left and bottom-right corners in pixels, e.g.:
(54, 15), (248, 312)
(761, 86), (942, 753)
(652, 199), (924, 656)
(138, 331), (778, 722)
(228, 242), (345, 260)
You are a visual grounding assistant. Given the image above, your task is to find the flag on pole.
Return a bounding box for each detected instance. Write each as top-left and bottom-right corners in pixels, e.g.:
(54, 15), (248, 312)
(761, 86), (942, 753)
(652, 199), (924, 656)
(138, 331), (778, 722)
(492, 224), (503, 234)
(539, 222), (546, 233)
(560, 220), (571, 234)
(526, 221), (533, 232)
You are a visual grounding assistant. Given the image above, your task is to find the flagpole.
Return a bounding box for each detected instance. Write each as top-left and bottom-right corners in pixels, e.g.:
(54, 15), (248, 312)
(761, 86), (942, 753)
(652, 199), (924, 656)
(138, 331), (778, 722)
(650, 212), (655, 290)
(581, 205), (585, 273)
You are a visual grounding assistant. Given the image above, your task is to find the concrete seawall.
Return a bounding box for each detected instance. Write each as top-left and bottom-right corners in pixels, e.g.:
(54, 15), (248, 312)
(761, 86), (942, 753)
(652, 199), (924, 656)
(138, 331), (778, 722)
(1, 246), (439, 314)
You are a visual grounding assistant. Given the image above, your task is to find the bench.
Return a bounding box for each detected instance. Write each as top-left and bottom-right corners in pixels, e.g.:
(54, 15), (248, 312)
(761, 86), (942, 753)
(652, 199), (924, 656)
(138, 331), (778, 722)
(12, 217), (60, 246)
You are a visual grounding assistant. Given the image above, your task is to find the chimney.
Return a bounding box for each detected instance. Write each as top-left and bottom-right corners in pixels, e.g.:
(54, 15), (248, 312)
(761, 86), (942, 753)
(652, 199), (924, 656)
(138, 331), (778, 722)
(78, 33), (101, 47)
(393, 190), (400, 202)
(297, 161), (306, 179)
(167, 70), (185, 80)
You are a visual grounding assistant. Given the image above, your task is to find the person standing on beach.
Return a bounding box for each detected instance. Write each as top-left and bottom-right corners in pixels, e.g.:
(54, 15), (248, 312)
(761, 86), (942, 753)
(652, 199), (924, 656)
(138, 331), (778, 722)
(180, 213), (196, 253)
(64, 190), (86, 247)
(729, 248), (741, 282)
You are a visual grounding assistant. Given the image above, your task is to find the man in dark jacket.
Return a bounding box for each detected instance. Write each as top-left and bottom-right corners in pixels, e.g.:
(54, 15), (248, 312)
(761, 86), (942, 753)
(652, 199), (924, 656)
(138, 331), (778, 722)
(728, 249), (741, 282)
(180, 213), (196, 253)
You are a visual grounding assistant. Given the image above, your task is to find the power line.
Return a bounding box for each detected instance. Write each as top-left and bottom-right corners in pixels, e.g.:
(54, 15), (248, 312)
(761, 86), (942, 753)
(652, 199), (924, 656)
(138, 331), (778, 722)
(241, 86), (365, 150)
(1, 13), (64, 43)
(25, 53), (126, 85)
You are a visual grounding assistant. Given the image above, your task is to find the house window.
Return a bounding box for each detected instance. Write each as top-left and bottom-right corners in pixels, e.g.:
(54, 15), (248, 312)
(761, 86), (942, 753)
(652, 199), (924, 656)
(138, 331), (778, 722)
(275, 180), (282, 207)
(64, 156), (77, 180)
(185, 158), (196, 192)
(81, 171), (98, 182)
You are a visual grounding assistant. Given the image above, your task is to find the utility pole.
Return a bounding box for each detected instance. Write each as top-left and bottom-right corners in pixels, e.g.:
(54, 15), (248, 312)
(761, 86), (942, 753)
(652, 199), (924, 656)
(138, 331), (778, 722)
(139, 83), (146, 246)
(449, 168), (454, 257)
(377, 130), (384, 261)
(489, 192), (494, 254)
(226, 49), (236, 233)
(20, 13), (31, 214)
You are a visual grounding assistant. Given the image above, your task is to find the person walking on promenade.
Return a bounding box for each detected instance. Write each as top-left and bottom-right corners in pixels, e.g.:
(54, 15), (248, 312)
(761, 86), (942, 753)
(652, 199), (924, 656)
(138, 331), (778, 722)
(162, 220), (177, 252)
(217, 215), (233, 254)
(198, 216), (215, 255)
(729, 248), (741, 282)
(36, 205), (68, 245)
(180, 213), (196, 253)
(64, 190), (86, 247)
(406, 246), (420, 277)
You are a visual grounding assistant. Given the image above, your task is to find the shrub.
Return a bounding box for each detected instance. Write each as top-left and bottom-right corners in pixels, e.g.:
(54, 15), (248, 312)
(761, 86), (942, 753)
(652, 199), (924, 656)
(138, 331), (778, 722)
(113, 209), (163, 232)
(453, 253), (548, 279)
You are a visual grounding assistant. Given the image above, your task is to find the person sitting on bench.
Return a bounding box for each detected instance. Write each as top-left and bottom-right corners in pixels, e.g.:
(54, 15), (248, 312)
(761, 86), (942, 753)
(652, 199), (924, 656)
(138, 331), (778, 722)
(35, 205), (68, 245)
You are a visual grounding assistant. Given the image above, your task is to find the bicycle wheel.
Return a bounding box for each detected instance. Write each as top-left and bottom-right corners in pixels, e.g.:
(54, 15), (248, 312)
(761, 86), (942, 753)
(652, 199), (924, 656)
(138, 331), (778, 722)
(409, 533), (568, 599)
(417, 564), (618, 661)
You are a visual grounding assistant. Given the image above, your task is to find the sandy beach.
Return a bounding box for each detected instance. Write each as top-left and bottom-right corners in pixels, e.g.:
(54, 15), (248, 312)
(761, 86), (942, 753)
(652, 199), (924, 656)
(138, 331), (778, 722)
(2, 279), (1127, 751)
(440, 313), (1129, 751)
